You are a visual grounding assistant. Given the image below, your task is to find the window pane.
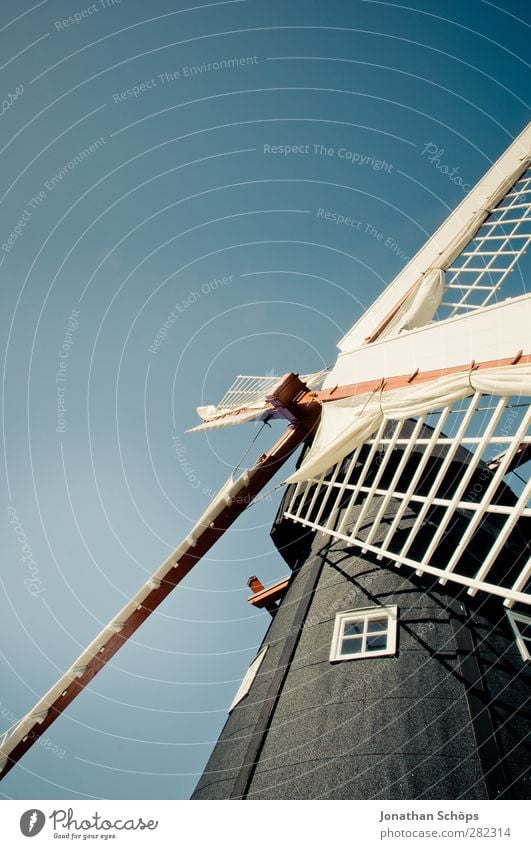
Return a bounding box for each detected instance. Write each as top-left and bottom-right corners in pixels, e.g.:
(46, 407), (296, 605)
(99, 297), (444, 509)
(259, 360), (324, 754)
(343, 621), (363, 636)
(367, 618), (388, 633)
(366, 634), (388, 651)
(340, 636), (363, 655)
(518, 623), (531, 640)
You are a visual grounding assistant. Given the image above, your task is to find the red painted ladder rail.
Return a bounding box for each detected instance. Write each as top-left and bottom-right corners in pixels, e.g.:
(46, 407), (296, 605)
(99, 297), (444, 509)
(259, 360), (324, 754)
(0, 405), (315, 780)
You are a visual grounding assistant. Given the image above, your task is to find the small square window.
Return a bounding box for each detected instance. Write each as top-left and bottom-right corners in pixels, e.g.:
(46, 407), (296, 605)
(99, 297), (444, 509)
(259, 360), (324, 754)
(506, 611), (531, 662)
(330, 607), (398, 662)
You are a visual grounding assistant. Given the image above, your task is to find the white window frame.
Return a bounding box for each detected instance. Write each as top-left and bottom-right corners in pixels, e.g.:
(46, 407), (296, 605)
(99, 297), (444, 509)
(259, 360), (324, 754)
(506, 611), (531, 662)
(330, 606), (398, 662)
(228, 645), (268, 712)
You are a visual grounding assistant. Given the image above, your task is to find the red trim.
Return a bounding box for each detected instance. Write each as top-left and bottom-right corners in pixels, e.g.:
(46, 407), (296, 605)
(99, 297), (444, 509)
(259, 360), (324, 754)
(300, 353), (531, 405)
(194, 354), (531, 428)
(364, 282), (416, 343)
(247, 578), (290, 609)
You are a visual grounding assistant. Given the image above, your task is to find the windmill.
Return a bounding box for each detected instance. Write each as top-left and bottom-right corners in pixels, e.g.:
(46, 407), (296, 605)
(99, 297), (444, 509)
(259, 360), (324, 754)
(1, 124), (530, 800)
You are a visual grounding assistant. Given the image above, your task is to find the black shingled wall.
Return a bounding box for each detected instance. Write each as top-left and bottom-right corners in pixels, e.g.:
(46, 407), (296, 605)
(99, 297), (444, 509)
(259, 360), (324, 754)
(192, 446), (530, 800)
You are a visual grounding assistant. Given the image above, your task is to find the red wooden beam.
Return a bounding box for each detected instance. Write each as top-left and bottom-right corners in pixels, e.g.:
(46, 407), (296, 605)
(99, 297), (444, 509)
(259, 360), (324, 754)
(298, 354), (531, 405)
(193, 353), (531, 430)
(247, 578), (290, 614)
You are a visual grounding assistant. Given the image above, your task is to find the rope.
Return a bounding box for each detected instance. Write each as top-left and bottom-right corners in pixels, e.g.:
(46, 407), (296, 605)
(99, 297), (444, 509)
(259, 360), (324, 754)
(377, 378), (386, 416)
(232, 420), (271, 476)
(467, 361), (478, 392)
(246, 481), (287, 508)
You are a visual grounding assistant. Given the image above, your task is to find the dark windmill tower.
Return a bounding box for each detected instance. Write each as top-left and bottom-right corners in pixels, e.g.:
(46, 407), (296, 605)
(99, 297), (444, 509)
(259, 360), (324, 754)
(191, 123), (531, 801)
(1, 125), (530, 801)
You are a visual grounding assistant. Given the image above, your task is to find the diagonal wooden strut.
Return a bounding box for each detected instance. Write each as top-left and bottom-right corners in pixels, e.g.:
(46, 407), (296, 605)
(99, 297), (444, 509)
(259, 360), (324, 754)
(0, 387), (319, 781)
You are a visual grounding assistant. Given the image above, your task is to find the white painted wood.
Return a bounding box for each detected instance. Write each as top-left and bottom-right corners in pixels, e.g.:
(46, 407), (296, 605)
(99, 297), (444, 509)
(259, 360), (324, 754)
(337, 123), (531, 353)
(362, 416), (426, 550)
(283, 389), (530, 607)
(284, 510), (530, 606)
(349, 419), (403, 541)
(506, 610), (531, 660)
(329, 606), (398, 662)
(504, 558), (531, 609)
(422, 396), (508, 575)
(324, 294), (530, 392)
(335, 419), (388, 537)
(469, 479), (531, 597)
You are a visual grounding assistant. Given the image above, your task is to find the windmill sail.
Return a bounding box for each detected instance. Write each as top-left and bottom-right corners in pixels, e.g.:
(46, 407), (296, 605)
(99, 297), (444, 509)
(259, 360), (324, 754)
(0, 471), (249, 776)
(283, 125), (531, 609)
(338, 123), (531, 349)
(0, 414), (314, 779)
(188, 370), (327, 432)
(3, 125), (529, 793)
(192, 126), (531, 803)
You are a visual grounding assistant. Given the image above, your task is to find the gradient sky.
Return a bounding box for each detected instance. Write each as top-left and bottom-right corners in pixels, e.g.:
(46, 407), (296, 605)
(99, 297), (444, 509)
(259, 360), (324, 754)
(0, 0), (529, 800)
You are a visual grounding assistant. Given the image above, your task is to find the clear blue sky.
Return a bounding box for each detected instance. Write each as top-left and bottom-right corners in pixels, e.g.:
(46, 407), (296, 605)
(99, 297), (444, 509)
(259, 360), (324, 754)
(0, 0), (529, 799)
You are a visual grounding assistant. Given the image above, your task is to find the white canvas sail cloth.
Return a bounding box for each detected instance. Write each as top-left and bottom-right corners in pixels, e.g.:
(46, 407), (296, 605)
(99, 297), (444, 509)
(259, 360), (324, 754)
(362, 143), (531, 342)
(383, 267), (445, 336)
(285, 363), (531, 484)
(338, 124), (531, 350)
(188, 406), (265, 432)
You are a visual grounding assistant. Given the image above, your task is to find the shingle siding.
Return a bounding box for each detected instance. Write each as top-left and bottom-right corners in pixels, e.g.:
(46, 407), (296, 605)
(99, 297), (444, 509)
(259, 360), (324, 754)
(192, 465), (530, 800)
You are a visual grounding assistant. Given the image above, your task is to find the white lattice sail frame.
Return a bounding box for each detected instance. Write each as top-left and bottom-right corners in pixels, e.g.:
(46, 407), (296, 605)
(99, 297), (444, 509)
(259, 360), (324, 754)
(283, 124), (531, 610)
(284, 388), (530, 608)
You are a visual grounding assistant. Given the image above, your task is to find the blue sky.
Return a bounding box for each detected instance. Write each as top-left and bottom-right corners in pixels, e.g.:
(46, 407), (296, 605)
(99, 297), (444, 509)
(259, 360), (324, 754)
(0, 0), (529, 799)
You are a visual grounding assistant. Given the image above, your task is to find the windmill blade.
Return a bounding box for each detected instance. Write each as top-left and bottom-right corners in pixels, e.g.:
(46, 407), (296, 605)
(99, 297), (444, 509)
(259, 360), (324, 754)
(0, 415), (316, 781)
(280, 126), (531, 611)
(288, 362), (529, 480)
(281, 304), (530, 607)
(282, 384), (530, 607)
(338, 123), (531, 352)
(188, 369), (328, 432)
